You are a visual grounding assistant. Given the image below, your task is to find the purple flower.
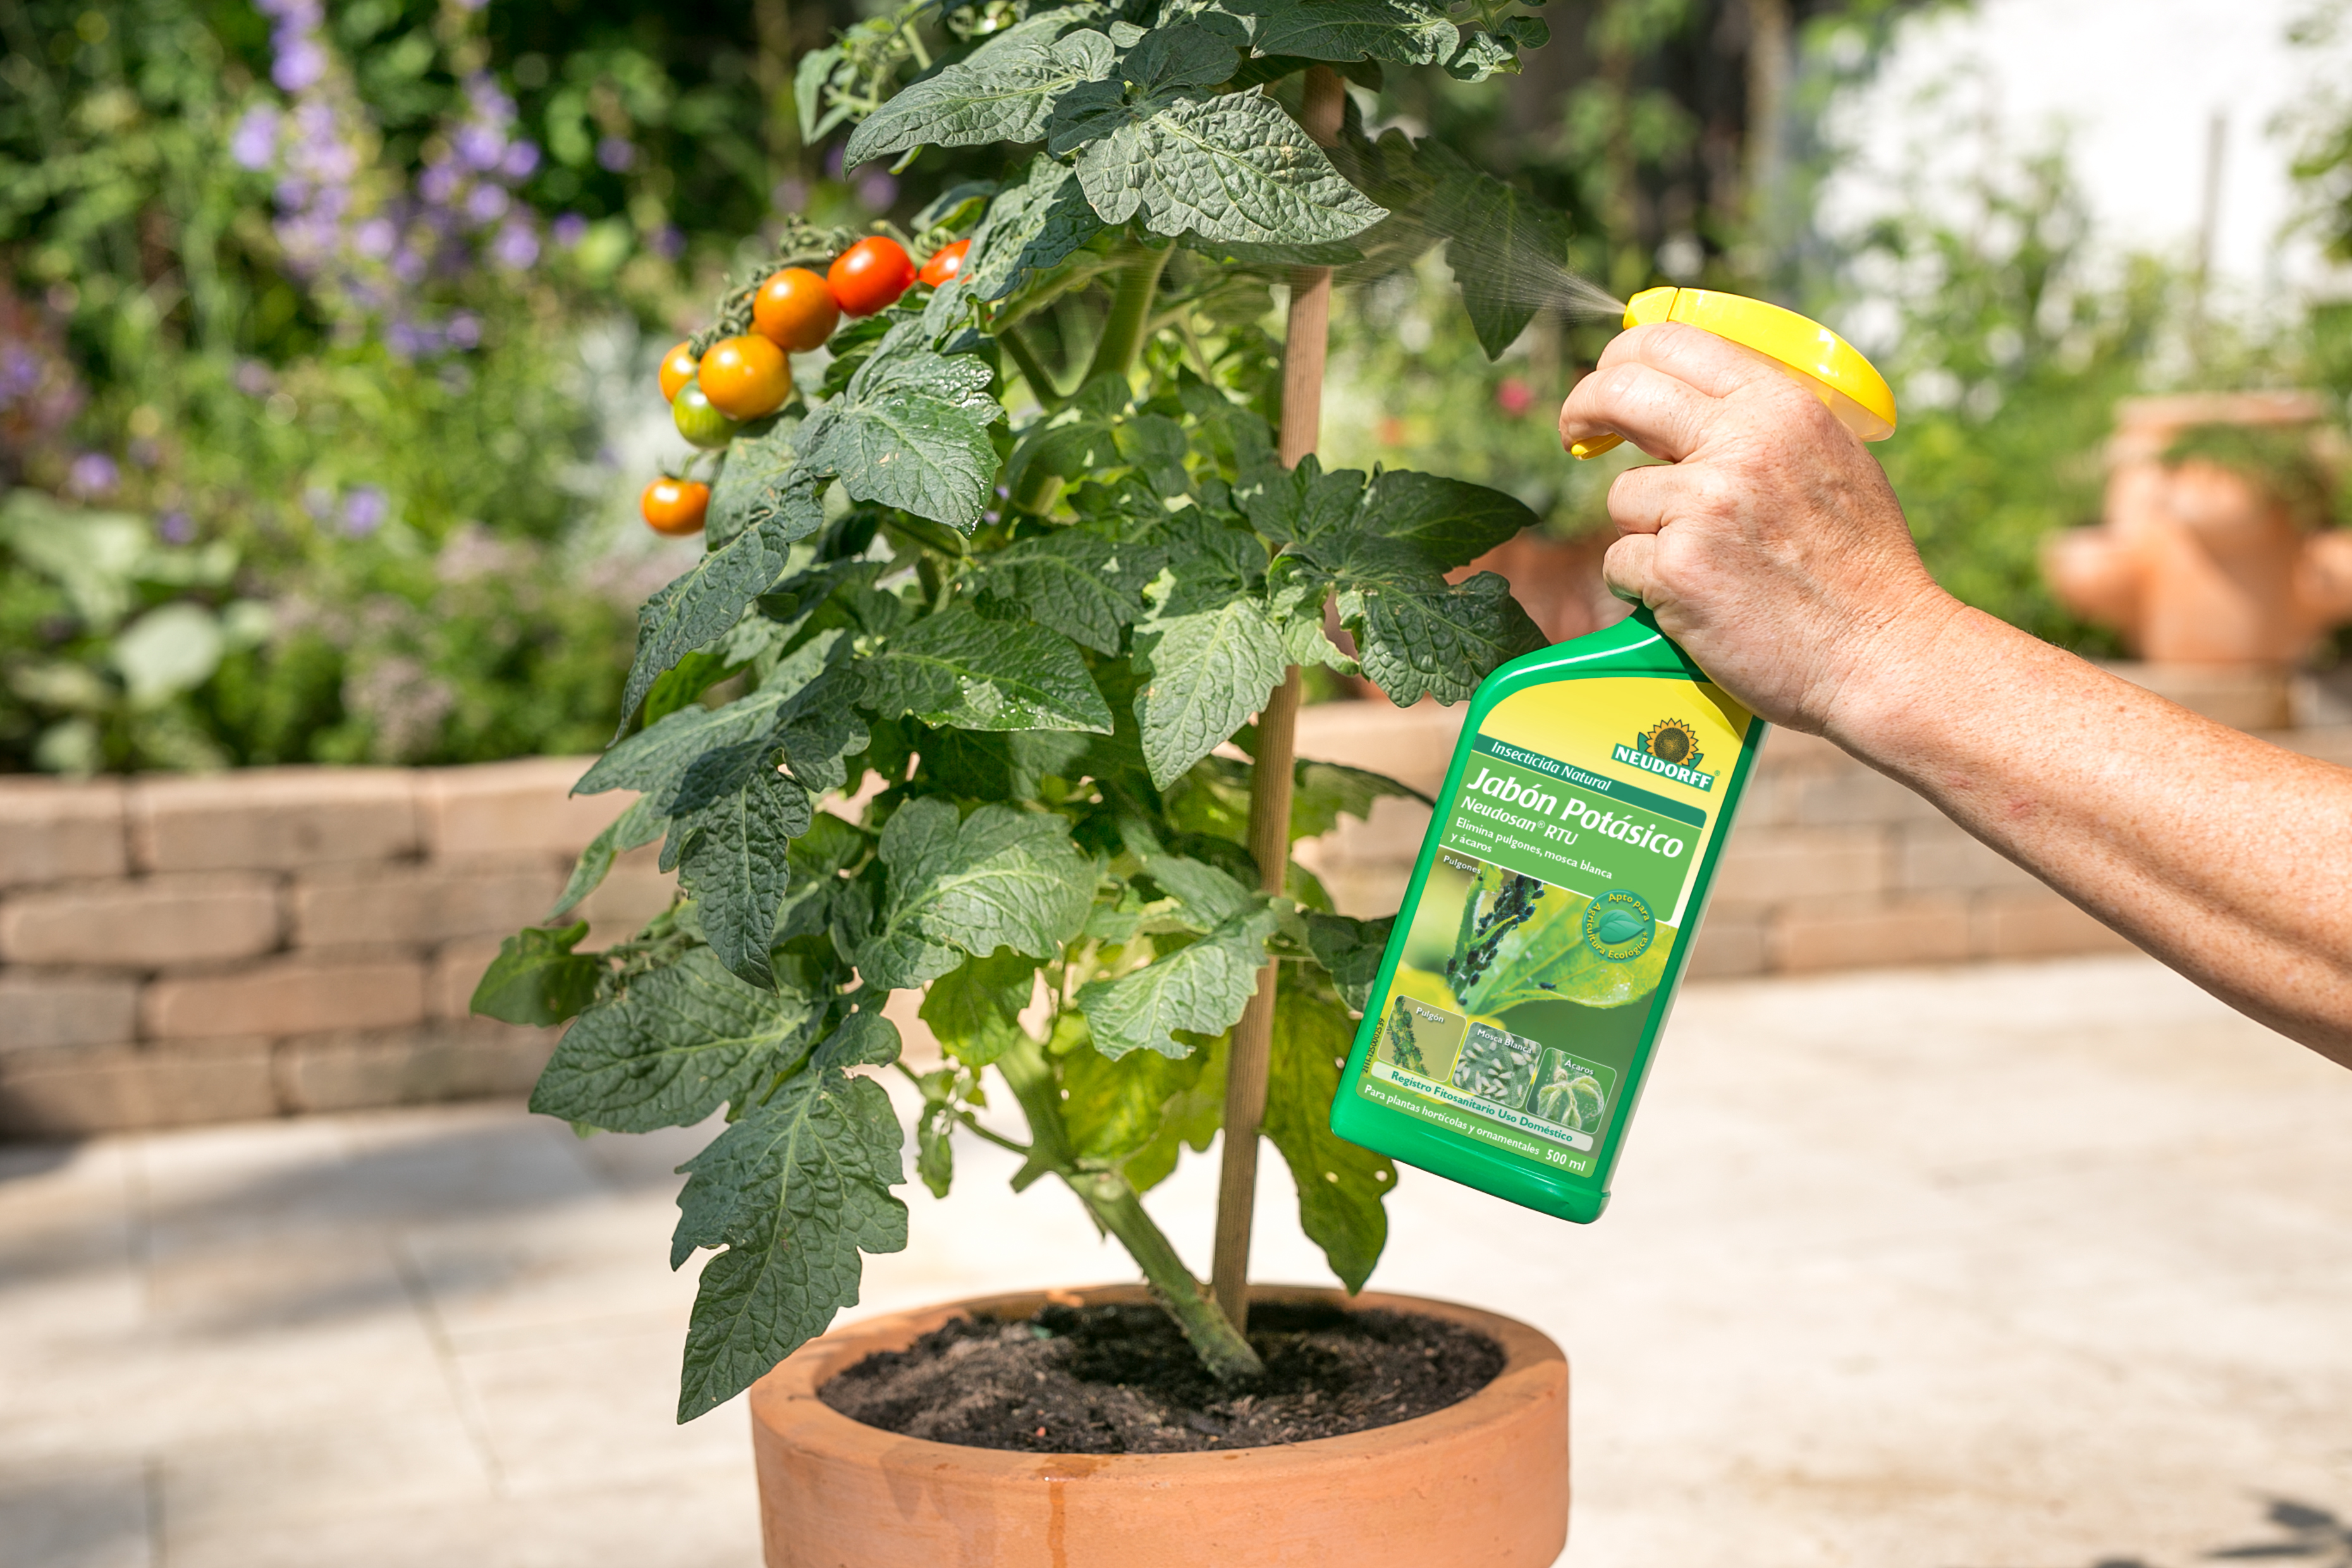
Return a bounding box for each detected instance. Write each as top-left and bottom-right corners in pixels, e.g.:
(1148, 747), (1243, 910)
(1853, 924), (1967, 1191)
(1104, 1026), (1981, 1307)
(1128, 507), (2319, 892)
(391, 245), (427, 285)
(491, 221), (539, 270)
(341, 486), (388, 537)
(0, 345), (40, 403)
(230, 105), (281, 170)
(157, 511), (195, 545)
(273, 38), (327, 92)
(499, 140), (541, 181)
(824, 144), (846, 179)
(772, 177), (809, 213)
(854, 170), (898, 212)
(235, 360), (274, 396)
(418, 162), (459, 204)
(596, 137), (636, 173)
(551, 212), (587, 248)
(455, 123), (506, 172)
(386, 320), (429, 358)
(353, 216), (396, 258)
(651, 224), (683, 260)
(463, 184), (510, 225)
(445, 312), (482, 350)
(66, 453), (119, 498)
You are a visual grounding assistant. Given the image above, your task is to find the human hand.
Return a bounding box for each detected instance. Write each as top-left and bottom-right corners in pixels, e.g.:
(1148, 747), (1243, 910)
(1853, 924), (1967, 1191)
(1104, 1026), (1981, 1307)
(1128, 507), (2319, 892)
(1556, 322), (1961, 735)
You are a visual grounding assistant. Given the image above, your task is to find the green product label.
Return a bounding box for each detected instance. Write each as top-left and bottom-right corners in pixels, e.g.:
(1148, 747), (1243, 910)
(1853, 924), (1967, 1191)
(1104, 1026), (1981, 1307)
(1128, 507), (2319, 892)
(1352, 674), (1750, 1181)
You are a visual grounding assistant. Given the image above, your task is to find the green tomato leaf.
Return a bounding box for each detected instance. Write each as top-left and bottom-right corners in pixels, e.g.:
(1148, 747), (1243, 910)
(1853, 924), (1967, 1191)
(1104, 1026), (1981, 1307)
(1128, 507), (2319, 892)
(960, 155), (1107, 303)
(965, 530), (1156, 655)
(919, 949), (1039, 1067)
(1290, 759), (1428, 840)
(914, 1068), (959, 1199)
(1132, 594), (1286, 790)
(1443, 27), (1519, 82)
(1059, 1027), (1220, 1168)
(859, 603), (1113, 733)
(1076, 903), (1278, 1060)
(616, 470), (828, 735)
(529, 948), (825, 1133)
(1303, 910), (1396, 1013)
(1227, 0), (1457, 64)
(675, 765), (815, 989)
(1050, 59), (1385, 245)
(707, 417), (805, 548)
(1263, 971), (1393, 1292)
(857, 799), (1096, 990)
(1142, 852), (1258, 930)
(799, 324), (1005, 534)
(1338, 569), (1546, 706)
(549, 795), (668, 919)
(843, 28), (1115, 165)
(1420, 145), (1576, 359)
(470, 921), (599, 1027)
(580, 631), (848, 806)
(672, 1012), (907, 1421)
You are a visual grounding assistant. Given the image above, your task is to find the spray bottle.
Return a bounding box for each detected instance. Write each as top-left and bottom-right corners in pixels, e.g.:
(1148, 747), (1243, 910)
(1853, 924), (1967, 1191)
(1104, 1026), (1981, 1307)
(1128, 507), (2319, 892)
(1326, 287), (1899, 1223)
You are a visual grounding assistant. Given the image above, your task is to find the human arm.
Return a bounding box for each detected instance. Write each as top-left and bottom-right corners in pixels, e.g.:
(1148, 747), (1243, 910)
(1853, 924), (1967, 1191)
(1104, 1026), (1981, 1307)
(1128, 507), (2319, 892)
(1557, 322), (2352, 1065)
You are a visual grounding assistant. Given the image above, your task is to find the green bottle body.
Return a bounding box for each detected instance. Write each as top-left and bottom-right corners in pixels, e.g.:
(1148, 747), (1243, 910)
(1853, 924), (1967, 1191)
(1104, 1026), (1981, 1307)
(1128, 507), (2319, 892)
(1327, 608), (1767, 1223)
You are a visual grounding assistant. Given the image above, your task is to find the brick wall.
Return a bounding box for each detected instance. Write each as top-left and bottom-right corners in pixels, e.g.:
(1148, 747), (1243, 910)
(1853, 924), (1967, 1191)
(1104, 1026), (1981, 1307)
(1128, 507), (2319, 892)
(6, 705), (2345, 1137)
(0, 759), (668, 1137)
(1289, 702), (2352, 981)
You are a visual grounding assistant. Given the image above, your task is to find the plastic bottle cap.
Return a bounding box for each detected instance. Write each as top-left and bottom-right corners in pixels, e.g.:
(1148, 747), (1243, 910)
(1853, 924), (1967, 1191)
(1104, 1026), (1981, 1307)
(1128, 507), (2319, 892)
(1569, 287), (1899, 460)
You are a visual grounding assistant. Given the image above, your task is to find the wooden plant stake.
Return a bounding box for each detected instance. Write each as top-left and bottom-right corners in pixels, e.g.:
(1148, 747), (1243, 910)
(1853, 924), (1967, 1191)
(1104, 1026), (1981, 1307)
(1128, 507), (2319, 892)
(1210, 63), (1345, 1335)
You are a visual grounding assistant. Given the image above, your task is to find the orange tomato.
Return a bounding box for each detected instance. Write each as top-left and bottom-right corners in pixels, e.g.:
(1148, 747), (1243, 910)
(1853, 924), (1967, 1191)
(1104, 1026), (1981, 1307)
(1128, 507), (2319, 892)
(918, 238), (972, 288)
(828, 236), (917, 318)
(695, 334), (793, 420)
(752, 267), (840, 352)
(658, 341), (701, 403)
(641, 477), (711, 537)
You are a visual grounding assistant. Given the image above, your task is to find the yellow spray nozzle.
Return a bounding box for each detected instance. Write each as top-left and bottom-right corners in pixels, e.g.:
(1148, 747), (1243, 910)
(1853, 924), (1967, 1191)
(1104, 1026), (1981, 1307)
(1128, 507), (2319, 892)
(1569, 286), (1898, 460)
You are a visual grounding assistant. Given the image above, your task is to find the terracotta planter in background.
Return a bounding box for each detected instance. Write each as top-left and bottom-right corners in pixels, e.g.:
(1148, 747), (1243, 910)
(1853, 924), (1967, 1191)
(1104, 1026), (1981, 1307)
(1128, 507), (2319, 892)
(749, 1283), (1569, 1568)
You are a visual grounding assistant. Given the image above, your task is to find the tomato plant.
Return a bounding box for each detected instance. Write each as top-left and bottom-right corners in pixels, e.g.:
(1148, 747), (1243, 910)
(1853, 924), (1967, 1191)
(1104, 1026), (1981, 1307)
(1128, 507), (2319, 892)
(752, 267), (842, 352)
(658, 341), (702, 403)
(918, 238), (971, 288)
(478, 0), (1568, 1423)
(641, 477), (711, 536)
(827, 235), (917, 317)
(695, 336), (794, 420)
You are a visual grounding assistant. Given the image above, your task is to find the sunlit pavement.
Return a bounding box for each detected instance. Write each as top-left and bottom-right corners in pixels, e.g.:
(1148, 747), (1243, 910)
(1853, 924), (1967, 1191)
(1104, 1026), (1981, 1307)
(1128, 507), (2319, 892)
(4, 953), (2349, 1568)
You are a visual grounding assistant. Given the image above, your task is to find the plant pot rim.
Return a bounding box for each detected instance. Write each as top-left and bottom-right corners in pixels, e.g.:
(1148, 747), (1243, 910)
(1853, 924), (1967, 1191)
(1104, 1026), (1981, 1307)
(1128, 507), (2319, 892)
(748, 1280), (1565, 1479)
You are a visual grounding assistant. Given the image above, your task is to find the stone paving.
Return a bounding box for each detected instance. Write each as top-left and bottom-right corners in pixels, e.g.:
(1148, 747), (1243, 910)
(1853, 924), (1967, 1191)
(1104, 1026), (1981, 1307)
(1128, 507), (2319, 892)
(4, 953), (2350, 1568)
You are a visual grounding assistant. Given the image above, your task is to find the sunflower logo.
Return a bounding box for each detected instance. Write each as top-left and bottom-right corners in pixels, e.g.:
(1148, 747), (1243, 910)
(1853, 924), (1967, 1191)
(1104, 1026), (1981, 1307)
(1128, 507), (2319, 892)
(1640, 719), (1701, 769)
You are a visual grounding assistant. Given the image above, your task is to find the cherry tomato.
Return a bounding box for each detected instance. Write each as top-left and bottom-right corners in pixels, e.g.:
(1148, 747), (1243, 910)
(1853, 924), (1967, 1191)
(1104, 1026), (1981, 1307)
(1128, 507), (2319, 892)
(827, 236), (917, 319)
(695, 334), (793, 420)
(672, 381), (740, 450)
(752, 267), (840, 352)
(918, 238), (972, 288)
(658, 341), (700, 403)
(641, 477), (711, 537)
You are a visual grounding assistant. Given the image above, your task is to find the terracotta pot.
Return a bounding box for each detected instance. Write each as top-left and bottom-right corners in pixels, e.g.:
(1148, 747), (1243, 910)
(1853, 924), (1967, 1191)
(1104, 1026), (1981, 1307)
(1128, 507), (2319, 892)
(749, 1283), (1569, 1568)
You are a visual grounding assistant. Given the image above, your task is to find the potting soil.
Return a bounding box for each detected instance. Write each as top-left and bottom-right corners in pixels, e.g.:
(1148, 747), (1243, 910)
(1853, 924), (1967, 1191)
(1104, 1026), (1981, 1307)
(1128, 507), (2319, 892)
(818, 1302), (1504, 1454)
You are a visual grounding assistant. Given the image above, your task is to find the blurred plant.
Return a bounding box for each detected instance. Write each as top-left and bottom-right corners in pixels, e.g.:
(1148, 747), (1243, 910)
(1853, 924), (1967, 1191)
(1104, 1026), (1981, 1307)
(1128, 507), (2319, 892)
(0, 489), (640, 773)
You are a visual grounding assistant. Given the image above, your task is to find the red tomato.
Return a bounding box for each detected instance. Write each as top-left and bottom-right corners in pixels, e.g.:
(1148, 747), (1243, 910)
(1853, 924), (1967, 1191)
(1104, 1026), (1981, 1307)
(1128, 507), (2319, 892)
(641, 478), (710, 537)
(827, 236), (917, 318)
(752, 267), (840, 353)
(695, 334), (793, 420)
(658, 341), (700, 403)
(918, 238), (972, 288)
